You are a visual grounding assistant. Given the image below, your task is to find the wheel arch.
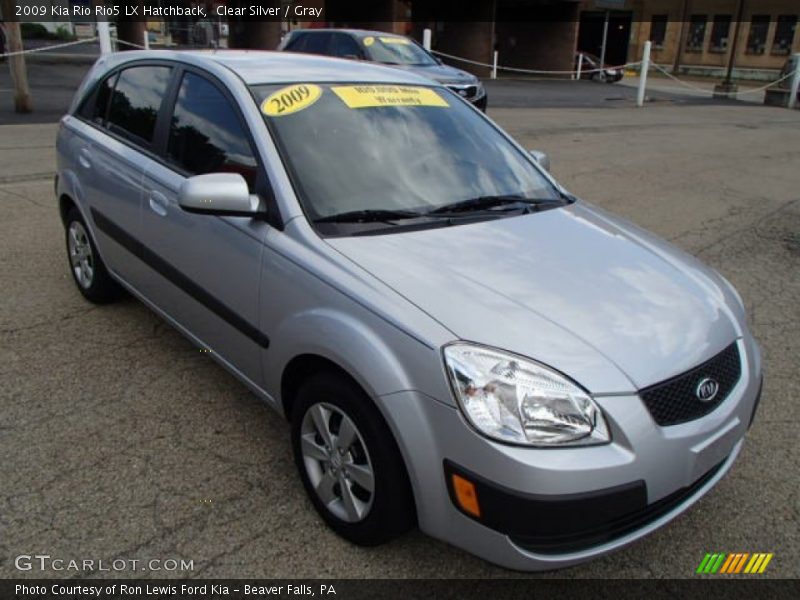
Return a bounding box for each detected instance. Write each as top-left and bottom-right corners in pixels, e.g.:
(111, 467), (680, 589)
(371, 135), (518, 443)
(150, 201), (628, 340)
(281, 353), (358, 421)
(268, 306), (440, 418)
(281, 351), (420, 528)
(59, 193), (77, 224)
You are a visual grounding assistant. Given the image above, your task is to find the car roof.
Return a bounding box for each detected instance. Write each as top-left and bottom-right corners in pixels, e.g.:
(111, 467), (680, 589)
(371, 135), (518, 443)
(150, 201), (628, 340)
(94, 49), (435, 86)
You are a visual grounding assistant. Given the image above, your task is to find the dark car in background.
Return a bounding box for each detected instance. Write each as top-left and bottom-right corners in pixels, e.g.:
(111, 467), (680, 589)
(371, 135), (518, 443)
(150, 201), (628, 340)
(575, 52), (624, 83)
(278, 28), (487, 110)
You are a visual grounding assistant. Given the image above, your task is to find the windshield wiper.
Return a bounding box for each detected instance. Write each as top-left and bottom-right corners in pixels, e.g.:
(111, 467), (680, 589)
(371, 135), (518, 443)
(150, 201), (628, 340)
(314, 209), (424, 224)
(426, 195), (563, 216)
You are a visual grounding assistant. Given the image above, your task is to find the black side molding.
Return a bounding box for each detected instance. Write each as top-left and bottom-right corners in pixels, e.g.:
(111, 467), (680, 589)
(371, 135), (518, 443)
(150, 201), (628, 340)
(90, 207), (270, 349)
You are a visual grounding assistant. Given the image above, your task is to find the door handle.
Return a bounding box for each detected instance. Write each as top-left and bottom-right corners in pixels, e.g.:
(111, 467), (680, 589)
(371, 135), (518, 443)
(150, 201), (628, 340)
(148, 191), (168, 217)
(78, 147), (92, 169)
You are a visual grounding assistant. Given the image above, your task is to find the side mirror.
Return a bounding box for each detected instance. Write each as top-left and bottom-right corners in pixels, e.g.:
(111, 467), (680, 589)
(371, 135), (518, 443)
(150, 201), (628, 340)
(529, 149), (550, 172)
(178, 173), (263, 217)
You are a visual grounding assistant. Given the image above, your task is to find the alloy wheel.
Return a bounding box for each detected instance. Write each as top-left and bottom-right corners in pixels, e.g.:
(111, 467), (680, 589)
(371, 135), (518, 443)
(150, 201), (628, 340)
(300, 402), (375, 523)
(68, 221), (94, 289)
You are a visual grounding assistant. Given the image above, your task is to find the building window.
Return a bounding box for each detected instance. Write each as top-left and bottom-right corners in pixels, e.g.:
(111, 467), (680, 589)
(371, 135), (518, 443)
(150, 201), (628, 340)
(650, 15), (668, 49)
(772, 15), (797, 55)
(709, 15), (732, 53)
(686, 15), (707, 53)
(746, 16), (770, 55)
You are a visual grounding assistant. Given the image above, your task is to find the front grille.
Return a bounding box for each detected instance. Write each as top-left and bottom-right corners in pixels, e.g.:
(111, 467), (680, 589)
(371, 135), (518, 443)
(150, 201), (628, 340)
(640, 343), (742, 426)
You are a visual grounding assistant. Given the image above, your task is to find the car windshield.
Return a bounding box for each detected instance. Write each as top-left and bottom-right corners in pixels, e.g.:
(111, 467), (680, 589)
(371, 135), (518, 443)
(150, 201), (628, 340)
(253, 83), (560, 229)
(361, 35), (438, 66)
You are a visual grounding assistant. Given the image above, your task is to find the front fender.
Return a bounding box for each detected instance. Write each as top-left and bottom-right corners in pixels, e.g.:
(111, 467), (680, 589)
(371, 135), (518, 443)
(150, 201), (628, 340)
(265, 306), (449, 413)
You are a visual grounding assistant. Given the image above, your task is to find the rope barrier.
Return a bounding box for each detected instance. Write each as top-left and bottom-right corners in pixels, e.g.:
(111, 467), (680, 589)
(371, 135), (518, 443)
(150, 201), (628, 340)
(650, 62), (795, 97)
(0, 37), (98, 58)
(114, 38), (148, 50)
(431, 49), (641, 76)
(432, 48), (793, 100)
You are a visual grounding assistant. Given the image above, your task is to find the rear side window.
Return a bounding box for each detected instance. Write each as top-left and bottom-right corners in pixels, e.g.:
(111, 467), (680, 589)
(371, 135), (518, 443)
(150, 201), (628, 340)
(288, 32), (331, 55)
(330, 33), (362, 58)
(284, 33), (309, 52)
(166, 72), (258, 190)
(304, 33), (332, 54)
(107, 66), (172, 146)
(78, 72), (117, 125)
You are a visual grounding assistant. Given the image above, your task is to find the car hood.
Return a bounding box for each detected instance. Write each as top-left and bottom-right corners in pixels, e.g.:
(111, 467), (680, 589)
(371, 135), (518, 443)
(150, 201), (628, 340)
(325, 202), (743, 394)
(389, 62), (477, 85)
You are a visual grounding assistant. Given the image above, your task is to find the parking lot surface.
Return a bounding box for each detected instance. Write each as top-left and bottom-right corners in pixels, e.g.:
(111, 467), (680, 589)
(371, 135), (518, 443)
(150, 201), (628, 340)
(1, 93), (798, 578)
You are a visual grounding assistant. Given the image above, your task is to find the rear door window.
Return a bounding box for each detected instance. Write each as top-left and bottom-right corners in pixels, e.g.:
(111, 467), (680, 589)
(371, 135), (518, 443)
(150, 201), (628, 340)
(107, 65), (172, 147)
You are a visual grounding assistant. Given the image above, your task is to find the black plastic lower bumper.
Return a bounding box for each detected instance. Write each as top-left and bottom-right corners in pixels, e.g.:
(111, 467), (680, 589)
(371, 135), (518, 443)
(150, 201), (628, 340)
(444, 457), (726, 555)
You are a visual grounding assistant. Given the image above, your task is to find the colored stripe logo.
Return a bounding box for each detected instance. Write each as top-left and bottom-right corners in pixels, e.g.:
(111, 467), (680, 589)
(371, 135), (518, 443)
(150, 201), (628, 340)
(696, 552), (773, 574)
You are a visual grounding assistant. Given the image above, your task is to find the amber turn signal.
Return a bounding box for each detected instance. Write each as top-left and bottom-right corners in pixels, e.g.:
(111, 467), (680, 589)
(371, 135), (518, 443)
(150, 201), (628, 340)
(452, 473), (481, 518)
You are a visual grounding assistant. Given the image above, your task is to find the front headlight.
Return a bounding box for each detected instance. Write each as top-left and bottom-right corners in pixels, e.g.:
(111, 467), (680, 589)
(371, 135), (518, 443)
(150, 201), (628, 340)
(443, 344), (610, 447)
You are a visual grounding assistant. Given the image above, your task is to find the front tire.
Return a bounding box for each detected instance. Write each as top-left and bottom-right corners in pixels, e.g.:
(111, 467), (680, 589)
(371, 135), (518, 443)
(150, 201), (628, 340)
(290, 371), (416, 546)
(64, 207), (123, 304)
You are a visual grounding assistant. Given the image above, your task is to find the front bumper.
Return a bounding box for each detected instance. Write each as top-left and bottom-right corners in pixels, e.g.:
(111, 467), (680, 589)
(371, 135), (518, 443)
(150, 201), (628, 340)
(472, 93), (488, 111)
(378, 335), (762, 570)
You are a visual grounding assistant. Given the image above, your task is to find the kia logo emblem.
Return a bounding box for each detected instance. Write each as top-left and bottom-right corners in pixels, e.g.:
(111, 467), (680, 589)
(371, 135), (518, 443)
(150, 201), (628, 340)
(696, 378), (719, 402)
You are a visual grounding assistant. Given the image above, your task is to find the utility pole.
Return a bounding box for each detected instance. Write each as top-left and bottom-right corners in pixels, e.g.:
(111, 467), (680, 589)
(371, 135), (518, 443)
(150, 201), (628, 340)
(116, 0), (145, 51)
(672, 0), (690, 74)
(599, 10), (610, 81)
(1, 0), (33, 113)
(228, 0), (282, 49)
(714, 0), (746, 98)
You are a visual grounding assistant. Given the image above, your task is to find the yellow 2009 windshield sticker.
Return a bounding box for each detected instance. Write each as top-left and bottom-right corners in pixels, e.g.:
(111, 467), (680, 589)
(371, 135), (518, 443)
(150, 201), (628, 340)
(379, 37), (410, 45)
(363, 36), (375, 46)
(261, 84), (322, 117)
(331, 85), (449, 109)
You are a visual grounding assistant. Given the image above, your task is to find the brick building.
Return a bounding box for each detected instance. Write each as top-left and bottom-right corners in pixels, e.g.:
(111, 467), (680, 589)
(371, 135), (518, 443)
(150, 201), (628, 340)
(627, 1), (799, 77)
(313, 0), (800, 79)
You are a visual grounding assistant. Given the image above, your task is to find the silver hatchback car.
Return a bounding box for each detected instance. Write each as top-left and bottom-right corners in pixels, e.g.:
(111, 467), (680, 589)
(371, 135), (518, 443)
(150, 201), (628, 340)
(56, 50), (762, 571)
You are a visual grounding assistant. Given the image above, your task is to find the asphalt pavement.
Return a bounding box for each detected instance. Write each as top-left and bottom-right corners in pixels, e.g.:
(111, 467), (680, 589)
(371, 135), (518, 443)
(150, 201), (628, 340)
(0, 73), (798, 579)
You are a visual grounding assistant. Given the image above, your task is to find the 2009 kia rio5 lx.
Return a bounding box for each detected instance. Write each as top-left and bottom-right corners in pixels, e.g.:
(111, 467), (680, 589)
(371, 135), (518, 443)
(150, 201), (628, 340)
(56, 50), (762, 571)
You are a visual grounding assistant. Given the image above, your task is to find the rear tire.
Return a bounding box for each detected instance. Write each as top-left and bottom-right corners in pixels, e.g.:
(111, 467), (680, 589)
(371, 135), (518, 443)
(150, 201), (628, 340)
(64, 207), (123, 304)
(290, 371), (416, 546)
